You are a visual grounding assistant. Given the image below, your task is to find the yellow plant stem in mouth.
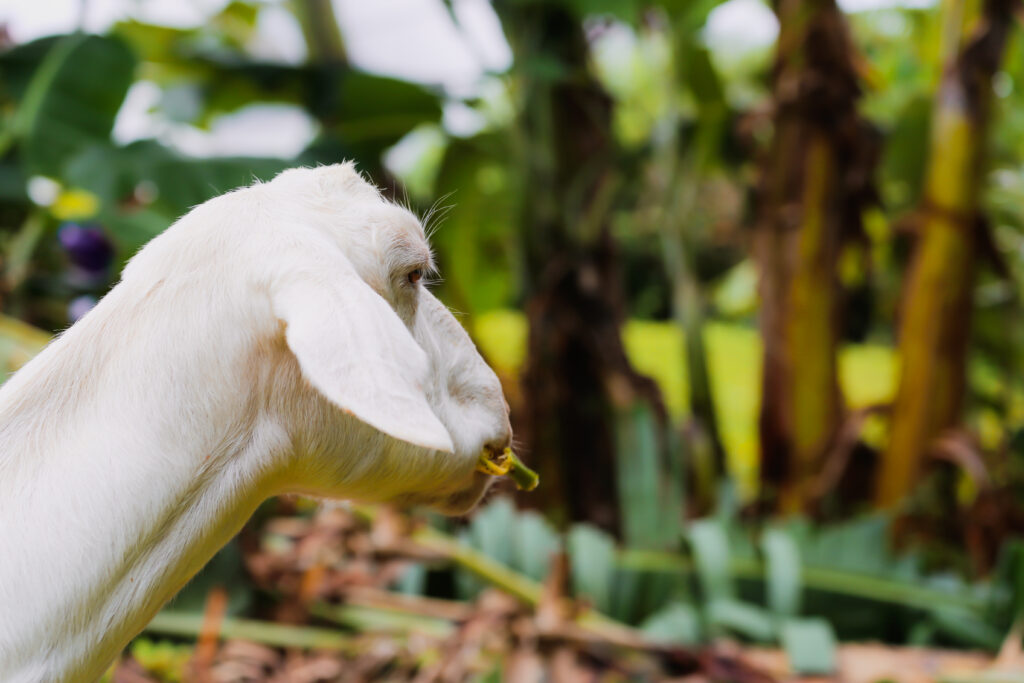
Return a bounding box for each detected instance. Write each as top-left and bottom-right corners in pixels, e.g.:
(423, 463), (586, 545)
(476, 448), (539, 491)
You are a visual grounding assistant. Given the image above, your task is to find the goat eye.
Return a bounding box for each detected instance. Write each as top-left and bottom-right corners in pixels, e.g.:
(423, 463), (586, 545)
(407, 268), (423, 285)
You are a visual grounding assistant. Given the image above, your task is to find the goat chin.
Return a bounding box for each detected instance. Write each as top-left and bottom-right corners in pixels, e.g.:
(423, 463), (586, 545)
(395, 471), (496, 516)
(0, 163), (514, 683)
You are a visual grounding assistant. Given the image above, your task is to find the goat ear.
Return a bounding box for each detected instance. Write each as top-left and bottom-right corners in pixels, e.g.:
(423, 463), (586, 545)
(273, 263), (455, 454)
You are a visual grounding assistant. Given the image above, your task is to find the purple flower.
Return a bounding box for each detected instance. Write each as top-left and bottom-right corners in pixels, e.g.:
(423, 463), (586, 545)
(67, 295), (97, 323)
(58, 223), (114, 273)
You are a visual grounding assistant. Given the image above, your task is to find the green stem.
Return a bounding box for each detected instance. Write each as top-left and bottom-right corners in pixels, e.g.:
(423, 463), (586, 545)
(145, 612), (355, 651)
(311, 603), (454, 638)
(617, 549), (991, 613)
(292, 0), (346, 63)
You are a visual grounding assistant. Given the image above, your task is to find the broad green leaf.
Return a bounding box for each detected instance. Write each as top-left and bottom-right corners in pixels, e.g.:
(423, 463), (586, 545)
(611, 569), (689, 625)
(802, 515), (909, 577)
(468, 497), (518, 568)
(103, 207), (177, 257)
(640, 602), (702, 644)
(457, 497), (518, 599)
(929, 607), (1006, 650)
(608, 568), (645, 624)
(707, 598), (776, 641)
(64, 139), (283, 215)
(567, 524), (616, 614)
(431, 135), (519, 315)
(881, 95), (932, 210)
(566, 0), (639, 23)
(513, 510), (559, 581)
(113, 20), (191, 65)
(687, 518), (734, 601)
(615, 401), (681, 549)
(762, 527), (802, 618)
(780, 618), (837, 675)
(394, 562), (427, 595)
(16, 34), (136, 176)
(0, 162), (27, 203)
(659, 0), (727, 35)
(330, 72), (442, 144)
(991, 539), (1024, 625)
(145, 155), (286, 214)
(681, 43), (725, 107)
(0, 36), (62, 104)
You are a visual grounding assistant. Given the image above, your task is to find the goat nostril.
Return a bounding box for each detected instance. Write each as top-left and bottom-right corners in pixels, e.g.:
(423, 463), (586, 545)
(485, 434), (512, 454)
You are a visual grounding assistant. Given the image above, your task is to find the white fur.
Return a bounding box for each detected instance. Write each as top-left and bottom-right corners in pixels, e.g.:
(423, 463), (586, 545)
(0, 164), (511, 682)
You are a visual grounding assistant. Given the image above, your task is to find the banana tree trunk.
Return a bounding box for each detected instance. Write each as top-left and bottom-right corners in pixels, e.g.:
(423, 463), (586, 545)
(496, 2), (668, 536)
(877, 0), (1015, 508)
(755, 0), (878, 512)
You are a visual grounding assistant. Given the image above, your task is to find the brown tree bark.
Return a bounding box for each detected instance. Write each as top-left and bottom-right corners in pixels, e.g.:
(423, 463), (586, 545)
(496, 4), (665, 533)
(755, 0), (878, 512)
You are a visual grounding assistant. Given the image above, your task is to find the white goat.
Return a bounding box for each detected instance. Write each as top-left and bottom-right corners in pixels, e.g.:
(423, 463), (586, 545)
(0, 163), (512, 683)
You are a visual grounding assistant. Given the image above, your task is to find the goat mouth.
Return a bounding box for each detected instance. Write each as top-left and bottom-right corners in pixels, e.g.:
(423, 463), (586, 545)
(475, 448), (538, 491)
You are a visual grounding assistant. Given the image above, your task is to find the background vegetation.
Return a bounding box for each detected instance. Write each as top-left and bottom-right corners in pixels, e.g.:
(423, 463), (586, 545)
(2, 0), (1024, 679)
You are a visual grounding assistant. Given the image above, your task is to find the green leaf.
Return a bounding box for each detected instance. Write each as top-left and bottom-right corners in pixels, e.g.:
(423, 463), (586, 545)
(0, 161), (27, 203)
(63, 139), (286, 227)
(881, 95), (932, 210)
(566, 0), (639, 23)
(707, 598), (776, 642)
(393, 562), (427, 595)
(992, 539), (1024, 625)
(431, 135), (519, 315)
(780, 618), (837, 675)
(104, 207), (176, 256)
(567, 524), (616, 614)
(608, 568), (645, 624)
(513, 510), (559, 582)
(659, 0), (727, 36)
(802, 515), (911, 577)
(0, 36), (63, 104)
(16, 34), (136, 176)
(331, 72), (442, 144)
(112, 20), (191, 65)
(687, 518), (734, 601)
(640, 602), (702, 644)
(2, 211), (46, 291)
(468, 497), (518, 568)
(762, 527), (803, 618)
(682, 43), (725, 107)
(607, 567), (686, 625)
(929, 607), (1006, 650)
(457, 497), (519, 598)
(615, 401), (681, 549)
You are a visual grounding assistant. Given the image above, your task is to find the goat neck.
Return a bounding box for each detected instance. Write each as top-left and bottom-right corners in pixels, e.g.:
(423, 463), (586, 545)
(0, 278), (290, 682)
